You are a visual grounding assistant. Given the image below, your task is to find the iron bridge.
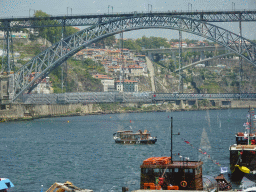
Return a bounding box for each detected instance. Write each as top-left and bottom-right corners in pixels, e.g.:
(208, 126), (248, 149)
(0, 10), (256, 102)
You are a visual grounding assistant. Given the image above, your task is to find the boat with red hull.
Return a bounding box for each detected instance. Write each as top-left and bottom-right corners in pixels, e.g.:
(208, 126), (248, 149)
(137, 117), (232, 191)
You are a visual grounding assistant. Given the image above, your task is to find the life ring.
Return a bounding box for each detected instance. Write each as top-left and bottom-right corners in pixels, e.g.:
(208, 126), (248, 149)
(180, 181), (187, 187)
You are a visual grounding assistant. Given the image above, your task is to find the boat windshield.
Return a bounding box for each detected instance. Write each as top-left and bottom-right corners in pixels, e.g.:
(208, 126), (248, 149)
(236, 136), (256, 145)
(236, 137), (249, 145)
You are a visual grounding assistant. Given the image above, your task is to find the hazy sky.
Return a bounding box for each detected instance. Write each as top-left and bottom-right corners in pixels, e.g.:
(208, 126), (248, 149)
(1, 0), (256, 40)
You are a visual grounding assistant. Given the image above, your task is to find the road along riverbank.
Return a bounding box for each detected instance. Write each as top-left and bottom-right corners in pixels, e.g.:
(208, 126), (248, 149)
(0, 99), (256, 122)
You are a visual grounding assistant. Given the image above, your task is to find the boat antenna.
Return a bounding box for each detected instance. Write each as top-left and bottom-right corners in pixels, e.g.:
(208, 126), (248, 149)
(170, 117), (180, 163)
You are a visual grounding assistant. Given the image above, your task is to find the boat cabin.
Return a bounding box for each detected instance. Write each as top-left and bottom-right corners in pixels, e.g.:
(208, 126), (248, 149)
(140, 157), (203, 190)
(113, 130), (157, 144)
(235, 132), (256, 145)
(115, 130), (150, 140)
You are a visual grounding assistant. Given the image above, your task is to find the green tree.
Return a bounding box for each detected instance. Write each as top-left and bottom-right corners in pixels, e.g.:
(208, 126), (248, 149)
(168, 59), (175, 72)
(95, 36), (116, 48)
(122, 39), (141, 51)
(33, 10), (79, 44)
(136, 36), (170, 49)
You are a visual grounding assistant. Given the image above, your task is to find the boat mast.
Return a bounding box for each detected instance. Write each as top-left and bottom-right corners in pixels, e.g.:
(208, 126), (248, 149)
(249, 106), (251, 145)
(170, 117), (180, 163)
(171, 117), (173, 163)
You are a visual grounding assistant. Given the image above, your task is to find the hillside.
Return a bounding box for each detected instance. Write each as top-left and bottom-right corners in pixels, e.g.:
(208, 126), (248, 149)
(1, 36), (256, 94)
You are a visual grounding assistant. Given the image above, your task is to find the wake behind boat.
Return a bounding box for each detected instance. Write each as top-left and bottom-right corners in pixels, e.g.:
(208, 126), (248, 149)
(113, 129), (157, 144)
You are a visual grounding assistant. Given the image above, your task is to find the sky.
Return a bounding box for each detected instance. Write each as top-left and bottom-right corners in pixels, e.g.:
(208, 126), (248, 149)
(0, 0), (256, 41)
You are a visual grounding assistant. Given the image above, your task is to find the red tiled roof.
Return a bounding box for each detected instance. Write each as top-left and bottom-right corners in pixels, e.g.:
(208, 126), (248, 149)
(93, 74), (113, 80)
(115, 79), (138, 83)
(128, 65), (143, 69)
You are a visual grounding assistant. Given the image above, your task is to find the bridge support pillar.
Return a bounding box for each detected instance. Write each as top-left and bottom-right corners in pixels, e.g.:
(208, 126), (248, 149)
(171, 51), (176, 67)
(214, 100), (221, 108)
(148, 52), (153, 60)
(0, 74), (14, 104)
(179, 100), (185, 109)
(195, 99), (199, 109)
(200, 51), (205, 60)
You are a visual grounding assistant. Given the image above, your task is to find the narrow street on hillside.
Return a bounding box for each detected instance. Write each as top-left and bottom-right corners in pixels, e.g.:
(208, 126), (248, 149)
(145, 56), (156, 92)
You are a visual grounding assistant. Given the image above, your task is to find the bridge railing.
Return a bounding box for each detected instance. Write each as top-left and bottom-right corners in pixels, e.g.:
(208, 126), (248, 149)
(21, 92), (256, 105)
(22, 92), (154, 104)
(2, 9), (256, 20)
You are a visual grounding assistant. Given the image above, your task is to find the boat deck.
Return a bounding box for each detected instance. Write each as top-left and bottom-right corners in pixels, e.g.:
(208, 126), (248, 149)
(141, 160), (203, 169)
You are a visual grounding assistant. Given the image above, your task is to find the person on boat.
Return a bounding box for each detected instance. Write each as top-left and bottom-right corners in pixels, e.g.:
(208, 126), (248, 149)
(158, 177), (168, 190)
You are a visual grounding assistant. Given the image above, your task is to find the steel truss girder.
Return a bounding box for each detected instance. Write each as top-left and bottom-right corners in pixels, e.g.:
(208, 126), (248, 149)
(12, 15), (256, 101)
(1, 10), (256, 30)
(22, 92), (256, 104)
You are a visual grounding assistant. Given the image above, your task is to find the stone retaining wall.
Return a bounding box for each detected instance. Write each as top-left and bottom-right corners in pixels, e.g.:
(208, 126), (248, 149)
(1, 100), (256, 119)
(0, 103), (96, 118)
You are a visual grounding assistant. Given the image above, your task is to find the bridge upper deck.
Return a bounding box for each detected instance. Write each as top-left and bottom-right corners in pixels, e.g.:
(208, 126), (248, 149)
(0, 10), (256, 29)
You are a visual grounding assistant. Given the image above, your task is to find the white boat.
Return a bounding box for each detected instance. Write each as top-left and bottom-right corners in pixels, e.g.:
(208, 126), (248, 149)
(113, 129), (157, 144)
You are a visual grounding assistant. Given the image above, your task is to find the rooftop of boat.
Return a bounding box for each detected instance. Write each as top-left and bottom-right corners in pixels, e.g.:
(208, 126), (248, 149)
(230, 144), (256, 150)
(116, 130), (150, 135)
(141, 159), (203, 169)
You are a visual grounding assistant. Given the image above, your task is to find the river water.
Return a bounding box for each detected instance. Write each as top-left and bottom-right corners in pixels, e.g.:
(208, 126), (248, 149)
(0, 108), (249, 191)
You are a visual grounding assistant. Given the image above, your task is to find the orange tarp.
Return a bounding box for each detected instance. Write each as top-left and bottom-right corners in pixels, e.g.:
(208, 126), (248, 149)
(143, 157), (171, 165)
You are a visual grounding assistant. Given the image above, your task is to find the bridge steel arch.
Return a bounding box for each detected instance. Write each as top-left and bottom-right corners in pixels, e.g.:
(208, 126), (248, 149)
(12, 15), (256, 102)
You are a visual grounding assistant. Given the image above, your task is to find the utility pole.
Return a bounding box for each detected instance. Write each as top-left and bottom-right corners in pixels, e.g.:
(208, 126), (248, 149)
(232, 2), (236, 11)
(67, 7), (72, 16)
(3, 21), (11, 74)
(170, 117), (180, 163)
(178, 20), (183, 93)
(29, 9), (36, 17)
(108, 5), (113, 14)
(239, 13), (242, 99)
(148, 4), (152, 12)
(121, 32), (124, 92)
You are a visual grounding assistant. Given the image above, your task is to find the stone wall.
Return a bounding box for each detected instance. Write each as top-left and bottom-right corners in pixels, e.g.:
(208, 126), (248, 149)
(230, 100), (256, 108)
(0, 103), (97, 119)
(1, 100), (256, 119)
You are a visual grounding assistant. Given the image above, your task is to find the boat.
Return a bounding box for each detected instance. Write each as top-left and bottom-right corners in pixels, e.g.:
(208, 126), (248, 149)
(0, 178), (14, 192)
(140, 156), (204, 190)
(113, 129), (157, 144)
(45, 181), (93, 192)
(136, 117), (231, 191)
(215, 174), (232, 191)
(229, 107), (256, 181)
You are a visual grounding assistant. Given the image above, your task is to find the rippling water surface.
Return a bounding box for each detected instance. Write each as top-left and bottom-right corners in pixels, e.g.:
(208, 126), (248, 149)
(0, 108), (249, 191)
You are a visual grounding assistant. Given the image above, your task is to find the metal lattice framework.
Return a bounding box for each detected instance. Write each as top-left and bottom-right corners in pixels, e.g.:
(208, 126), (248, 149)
(12, 15), (256, 101)
(21, 92), (256, 105)
(1, 10), (256, 30)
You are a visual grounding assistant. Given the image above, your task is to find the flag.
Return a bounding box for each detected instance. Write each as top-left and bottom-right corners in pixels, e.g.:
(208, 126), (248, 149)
(221, 167), (228, 173)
